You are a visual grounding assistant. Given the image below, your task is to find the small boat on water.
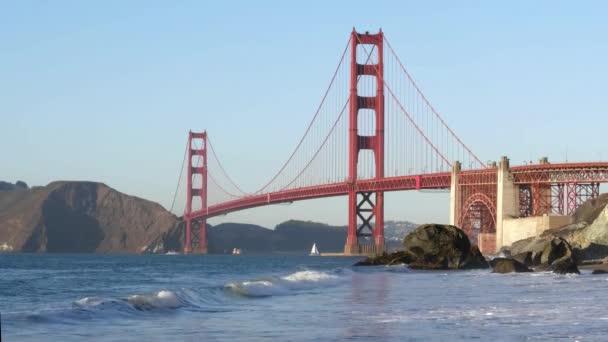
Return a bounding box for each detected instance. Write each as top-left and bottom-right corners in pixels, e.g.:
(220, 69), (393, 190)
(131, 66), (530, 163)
(165, 250), (179, 255)
(309, 243), (320, 256)
(232, 248), (241, 255)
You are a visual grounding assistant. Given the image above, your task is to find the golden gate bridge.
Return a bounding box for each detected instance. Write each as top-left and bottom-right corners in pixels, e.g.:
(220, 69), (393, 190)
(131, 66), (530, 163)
(174, 29), (608, 255)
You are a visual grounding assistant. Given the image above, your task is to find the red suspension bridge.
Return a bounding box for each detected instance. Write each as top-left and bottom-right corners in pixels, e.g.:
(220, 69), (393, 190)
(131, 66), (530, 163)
(176, 29), (608, 255)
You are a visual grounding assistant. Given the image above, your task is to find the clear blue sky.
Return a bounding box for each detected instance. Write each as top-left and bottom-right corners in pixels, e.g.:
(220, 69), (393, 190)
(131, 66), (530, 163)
(2, 1), (607, 228)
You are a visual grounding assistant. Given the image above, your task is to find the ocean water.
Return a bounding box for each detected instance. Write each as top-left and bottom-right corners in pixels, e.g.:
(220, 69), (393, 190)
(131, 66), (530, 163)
(1, 254), (607, 341)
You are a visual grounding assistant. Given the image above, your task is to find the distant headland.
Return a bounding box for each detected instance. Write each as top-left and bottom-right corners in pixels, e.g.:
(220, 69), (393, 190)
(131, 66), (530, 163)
(0, 180), (414, 254)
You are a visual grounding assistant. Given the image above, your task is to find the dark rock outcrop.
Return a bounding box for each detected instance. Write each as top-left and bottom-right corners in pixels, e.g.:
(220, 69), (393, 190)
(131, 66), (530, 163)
(355, 224), (489, 269)
(592, 269), (608, 275)
(505, 236), (579, 274)
(353, 251), (411, 266)
(402, 224), (489, 270)
(490, 257), (533, 273)
(549, 255), (580, 275)
(511, 252), (533, 267)
(530, 237), (580, 274)
(540, 237), (575, 266)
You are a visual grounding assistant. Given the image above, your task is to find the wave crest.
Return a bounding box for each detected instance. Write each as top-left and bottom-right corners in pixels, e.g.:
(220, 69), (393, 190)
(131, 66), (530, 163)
(225, 270), (340, 297)
(74, 290), (182, 312)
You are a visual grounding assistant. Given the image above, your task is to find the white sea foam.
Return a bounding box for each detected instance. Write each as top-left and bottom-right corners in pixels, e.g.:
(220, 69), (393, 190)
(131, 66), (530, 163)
(75, 296), (106, 307)
(281, 270), (338, 283)
(127, 290), (181, 310)
(74, 290), (182, 312)
(225, 270), (340, 297)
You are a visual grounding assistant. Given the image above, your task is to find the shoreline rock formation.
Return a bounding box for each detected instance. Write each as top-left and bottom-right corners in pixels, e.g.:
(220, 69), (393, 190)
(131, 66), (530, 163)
(355, 224), (489, 270)
(501, 194), (608, 272)
(490, 258), (533, 273)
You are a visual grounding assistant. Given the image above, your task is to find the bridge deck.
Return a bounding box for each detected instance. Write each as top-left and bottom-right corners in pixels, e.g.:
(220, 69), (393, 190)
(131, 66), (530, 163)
(189, 162), (608, 220)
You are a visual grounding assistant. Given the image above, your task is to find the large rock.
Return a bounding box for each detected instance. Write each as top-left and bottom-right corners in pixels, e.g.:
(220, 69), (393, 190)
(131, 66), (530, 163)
(549, 255), (580, 275)
(402, 224), (489, 270)
(540, 237), (574, 266)
(490, 257), (533, 273)
(353, 251), (411, 266)
(528, 237), (579, 274)
(506, 237), (580, 274)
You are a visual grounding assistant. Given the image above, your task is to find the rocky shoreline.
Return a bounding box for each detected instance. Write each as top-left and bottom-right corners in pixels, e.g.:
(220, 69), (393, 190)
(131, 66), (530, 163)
(355, 224), (581, 275)
(356, 194), (608, 276)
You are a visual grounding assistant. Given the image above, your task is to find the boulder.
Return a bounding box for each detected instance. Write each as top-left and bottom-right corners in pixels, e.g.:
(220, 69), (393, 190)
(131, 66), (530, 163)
(511, 252), (532, 267)
(353, 251), (411, 266)
(402, 224), (489, 270)
(490, 257), (533, 273)
(540, 237), (574, 266)
(525, 237), (580, 274)
(591, 269), (608, 275)
(549, 255), (580, 275)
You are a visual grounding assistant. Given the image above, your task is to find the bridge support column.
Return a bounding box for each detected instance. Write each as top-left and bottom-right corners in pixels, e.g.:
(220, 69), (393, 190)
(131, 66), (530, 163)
(344, 29), (385, 255)
(496, 156), (519, 251)
(185, 131), (208, 254)
(345, 190), (358, 254)
(449, 161), (461, 226)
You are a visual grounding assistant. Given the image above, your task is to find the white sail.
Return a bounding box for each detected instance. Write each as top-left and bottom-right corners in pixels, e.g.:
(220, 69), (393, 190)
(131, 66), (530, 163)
(309, 243), (320, 256)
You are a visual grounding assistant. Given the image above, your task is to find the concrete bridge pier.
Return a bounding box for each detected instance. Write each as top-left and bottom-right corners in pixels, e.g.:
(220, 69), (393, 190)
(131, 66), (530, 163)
(449, 161), (461, 226)
(496, 156), (520, 251)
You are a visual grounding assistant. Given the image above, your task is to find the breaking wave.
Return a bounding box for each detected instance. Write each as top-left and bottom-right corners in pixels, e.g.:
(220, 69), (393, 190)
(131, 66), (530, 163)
(75, 290), (182, 312)
(224, 270), (342, 297)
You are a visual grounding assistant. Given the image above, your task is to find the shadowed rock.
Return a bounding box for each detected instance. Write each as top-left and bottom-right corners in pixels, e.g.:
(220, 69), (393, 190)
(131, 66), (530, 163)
(591, 269), (608, 275)
(527, 237), (580, 274)
(354, 224), (489, 269)
(490, 257), (533, 273)
(511, 252), (532, 267)
(353, 251), (411, 266)
(541, 237), (574, 266)
(549, 255), (580, 275)
(402, 224), (489, 270)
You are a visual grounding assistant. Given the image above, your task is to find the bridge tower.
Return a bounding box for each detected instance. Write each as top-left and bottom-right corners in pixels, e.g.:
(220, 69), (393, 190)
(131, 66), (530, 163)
(185, 131), (208, 254)
(344, 29), (385, 255)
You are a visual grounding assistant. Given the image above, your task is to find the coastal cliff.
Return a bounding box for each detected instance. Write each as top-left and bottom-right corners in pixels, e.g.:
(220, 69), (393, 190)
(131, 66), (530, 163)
(0, 181), (178, 253)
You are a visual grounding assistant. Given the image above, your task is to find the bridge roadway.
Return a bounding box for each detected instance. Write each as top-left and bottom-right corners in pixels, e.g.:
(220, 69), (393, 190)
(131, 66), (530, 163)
(189, 162), (608, 221)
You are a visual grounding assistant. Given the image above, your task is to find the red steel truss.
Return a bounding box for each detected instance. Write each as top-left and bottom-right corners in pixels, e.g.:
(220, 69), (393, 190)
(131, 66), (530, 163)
(511, 163), (608, 184)
(457, 169), (498, 243)
(514, 163), (608, 217)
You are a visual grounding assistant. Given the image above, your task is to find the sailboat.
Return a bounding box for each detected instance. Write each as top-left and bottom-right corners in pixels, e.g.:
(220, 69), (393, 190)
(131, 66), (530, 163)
(309, 243), (320, 256)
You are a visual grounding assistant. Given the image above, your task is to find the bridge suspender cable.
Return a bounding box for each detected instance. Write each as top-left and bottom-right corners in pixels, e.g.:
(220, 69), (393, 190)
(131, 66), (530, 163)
(169, 138), (189, 214)
(384, 37), (486, 169)
(253, 37), (353, 195)
(206, 136), (249, 195)
(279, 100), (349, 191)
(355, 36), (452, 168)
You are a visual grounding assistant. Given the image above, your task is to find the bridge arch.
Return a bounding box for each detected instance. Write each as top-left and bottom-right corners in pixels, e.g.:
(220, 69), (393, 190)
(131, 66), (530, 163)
(459, 193), (497, 246)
